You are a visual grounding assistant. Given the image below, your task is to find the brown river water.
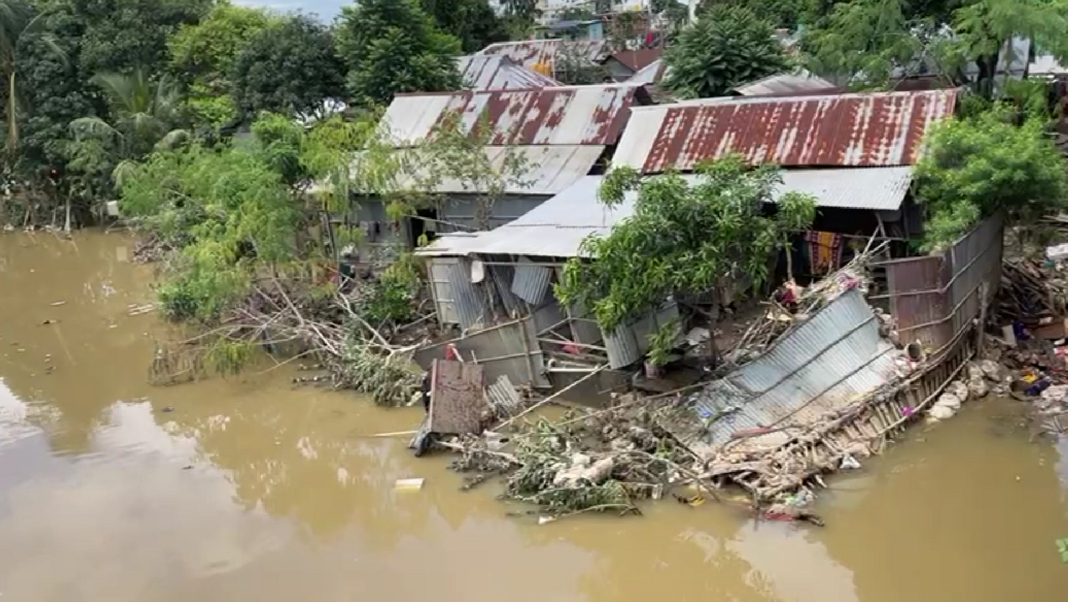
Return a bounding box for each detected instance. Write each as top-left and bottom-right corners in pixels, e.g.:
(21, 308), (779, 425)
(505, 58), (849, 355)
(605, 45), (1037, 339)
(1, 231), (1067, 601)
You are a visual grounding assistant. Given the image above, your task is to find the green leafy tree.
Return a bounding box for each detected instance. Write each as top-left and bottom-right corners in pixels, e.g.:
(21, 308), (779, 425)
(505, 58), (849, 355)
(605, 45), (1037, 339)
(803, 0), (1068, 96)
(556, 157), (816, 361)
(73, 0), (210, 75)
(231, 14), (344, 119)
(8, 0), (95, 223)
(419, 0), (508, 53)
(702, 0), (804, 29)
(167, 1), (273, 130)
(336, 0), (461, 107)
(663, 5), (789, 99)
(915, 106), (1068, 250)
(119, 141), (298, 321)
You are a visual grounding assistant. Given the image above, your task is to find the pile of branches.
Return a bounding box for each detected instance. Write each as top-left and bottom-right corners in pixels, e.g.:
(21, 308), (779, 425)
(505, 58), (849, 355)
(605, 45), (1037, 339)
(446, 399), (716, 520)
(152, 275), (431, 405)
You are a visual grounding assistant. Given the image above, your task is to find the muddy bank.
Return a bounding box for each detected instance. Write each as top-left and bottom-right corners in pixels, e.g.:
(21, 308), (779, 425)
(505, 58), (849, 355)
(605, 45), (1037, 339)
(1, 232), (1067, 602)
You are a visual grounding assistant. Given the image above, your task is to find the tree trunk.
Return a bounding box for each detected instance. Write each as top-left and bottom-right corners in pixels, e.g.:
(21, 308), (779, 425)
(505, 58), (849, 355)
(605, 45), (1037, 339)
(64, 195), (71, 233)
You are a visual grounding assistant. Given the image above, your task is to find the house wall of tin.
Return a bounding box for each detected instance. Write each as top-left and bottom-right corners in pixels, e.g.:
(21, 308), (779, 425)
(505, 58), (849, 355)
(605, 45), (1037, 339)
(414, 317), (552, 389)
(874, 213), (1004, 353)
(437, 195), (551, 233)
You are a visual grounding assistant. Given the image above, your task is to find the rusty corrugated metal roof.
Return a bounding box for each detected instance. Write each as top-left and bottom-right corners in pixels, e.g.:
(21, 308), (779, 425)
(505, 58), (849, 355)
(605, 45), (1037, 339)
(612, 89), (959, 172)
(458, 55), (562, 91)
(384, 84), (646, 147)
(477, 39), (607, 72)
(604, 48), (663, 72)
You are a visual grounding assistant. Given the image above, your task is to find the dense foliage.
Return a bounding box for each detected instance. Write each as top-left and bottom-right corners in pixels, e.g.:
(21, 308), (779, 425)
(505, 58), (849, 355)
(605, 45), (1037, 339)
(167, 2), (272, 130)
(336, 0), (461, 107)
(556, 157), (816, 332)
(663, 5), (789, 98)
(231, 14), (345, 120)
(419, 0), (508, 54)
(804, 0), (1068, 95)
(915, 106), (1068, 250)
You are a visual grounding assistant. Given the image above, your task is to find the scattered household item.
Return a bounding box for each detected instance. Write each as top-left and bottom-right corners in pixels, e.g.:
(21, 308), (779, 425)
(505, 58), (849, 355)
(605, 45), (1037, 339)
(394, 478), (425, 490)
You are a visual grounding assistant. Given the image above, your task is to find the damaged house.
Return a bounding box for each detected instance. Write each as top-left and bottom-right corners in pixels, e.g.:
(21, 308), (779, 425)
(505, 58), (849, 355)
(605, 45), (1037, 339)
(413, 87), (1006, 501)
(348, 83), (652, 266)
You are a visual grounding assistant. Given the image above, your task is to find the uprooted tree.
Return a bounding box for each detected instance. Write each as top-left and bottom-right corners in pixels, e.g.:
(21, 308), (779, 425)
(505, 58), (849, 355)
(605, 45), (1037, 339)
(555, 156), (816, 364)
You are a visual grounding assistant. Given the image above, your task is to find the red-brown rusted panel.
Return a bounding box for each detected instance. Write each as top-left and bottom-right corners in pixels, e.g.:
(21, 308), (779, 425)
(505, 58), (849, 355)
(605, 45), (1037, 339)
(418, 85), (640, 147)
(634, 90), (957, 172)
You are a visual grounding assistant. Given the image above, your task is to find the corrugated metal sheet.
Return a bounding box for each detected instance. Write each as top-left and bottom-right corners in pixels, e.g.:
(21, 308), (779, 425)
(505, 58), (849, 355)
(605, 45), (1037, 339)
(667, 288), (901, 460)
(730, 70), (837, 96)
(879, 213), (1004, 351)
(601, 302), (680, 369)
(414, 317), (552, 388)
(486, 374), (523, 417)
(458, 55), (562, 90)
(612, 89), (959, 173)
(428, 258), (460, 325)
(1030, 53), (1068, 77)
(477, 39), (607, 72)
(448, 259), (488, 330)
(394, 145), (605, 195)
(511, 257), (553, 304)
(626, 59), (668, 85)
(488, 264), (522, 316)
(416, 167), (913, 258)
(383, 85), (641, 147)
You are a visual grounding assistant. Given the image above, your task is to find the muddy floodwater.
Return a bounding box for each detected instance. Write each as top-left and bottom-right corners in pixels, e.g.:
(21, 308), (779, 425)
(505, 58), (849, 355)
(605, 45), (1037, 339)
(1, 232), (1067, 601)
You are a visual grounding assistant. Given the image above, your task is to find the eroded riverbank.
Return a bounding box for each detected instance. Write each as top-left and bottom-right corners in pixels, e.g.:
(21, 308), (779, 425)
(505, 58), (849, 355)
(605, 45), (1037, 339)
(2, 232), (1067, 601)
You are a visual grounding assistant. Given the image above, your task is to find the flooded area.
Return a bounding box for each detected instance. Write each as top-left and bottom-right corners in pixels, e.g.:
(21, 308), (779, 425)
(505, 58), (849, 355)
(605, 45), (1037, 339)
(2, 232), (1067, 601)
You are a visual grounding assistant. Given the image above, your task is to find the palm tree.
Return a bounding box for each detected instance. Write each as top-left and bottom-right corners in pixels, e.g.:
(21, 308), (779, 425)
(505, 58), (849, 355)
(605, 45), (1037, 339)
(0, 0), (60, 156)
(70, 69), (189, 181)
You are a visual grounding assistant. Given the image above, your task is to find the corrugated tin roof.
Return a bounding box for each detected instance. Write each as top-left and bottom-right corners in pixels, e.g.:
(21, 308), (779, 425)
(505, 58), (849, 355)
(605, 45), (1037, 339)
(383, 84), (645, 147)
(457, 55), (562, 91)
(395, 145), (605, 195)
(666, 288), (902, 460)
(730, 70), (838, 97)
(1030, 53), (1068, 77)
(416, 167), (913, 258)
(612, 89), (959, 173)
(477, 39), (608, 71)
(627, 59), (668, 85)
(604, 48), (663, 72)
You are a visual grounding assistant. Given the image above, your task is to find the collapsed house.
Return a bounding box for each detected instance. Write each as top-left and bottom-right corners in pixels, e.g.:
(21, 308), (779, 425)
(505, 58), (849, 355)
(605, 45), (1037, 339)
(661, 213), (1003, 500)
(348, 83), (652, 266)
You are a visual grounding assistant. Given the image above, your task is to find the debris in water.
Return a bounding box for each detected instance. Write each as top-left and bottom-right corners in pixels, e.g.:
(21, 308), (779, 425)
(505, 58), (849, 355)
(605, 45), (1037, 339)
(394, 478), (425, 490)
(1057, 538), (1068, 563)
(49, 301), (66, 307)
(840, 454), (862, 470)
(161, 406), (175, 413)
(538, 516), (556, 525)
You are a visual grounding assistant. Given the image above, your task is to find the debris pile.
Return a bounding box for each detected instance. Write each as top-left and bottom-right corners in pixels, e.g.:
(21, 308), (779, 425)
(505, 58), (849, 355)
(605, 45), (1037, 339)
(997, 259), (1068, 323)
(723, 262), (871, 368)
(926, 361), (1005, 422)
(446, 400), (710, 520)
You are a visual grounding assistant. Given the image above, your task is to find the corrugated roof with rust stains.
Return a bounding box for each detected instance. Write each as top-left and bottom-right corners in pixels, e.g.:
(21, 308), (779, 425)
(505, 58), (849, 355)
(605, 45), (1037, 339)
(476, 39), (607, 71)
(458, 55), (562, 91)
(383, 84), (648, 147)
(613, 89), (959, 172)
